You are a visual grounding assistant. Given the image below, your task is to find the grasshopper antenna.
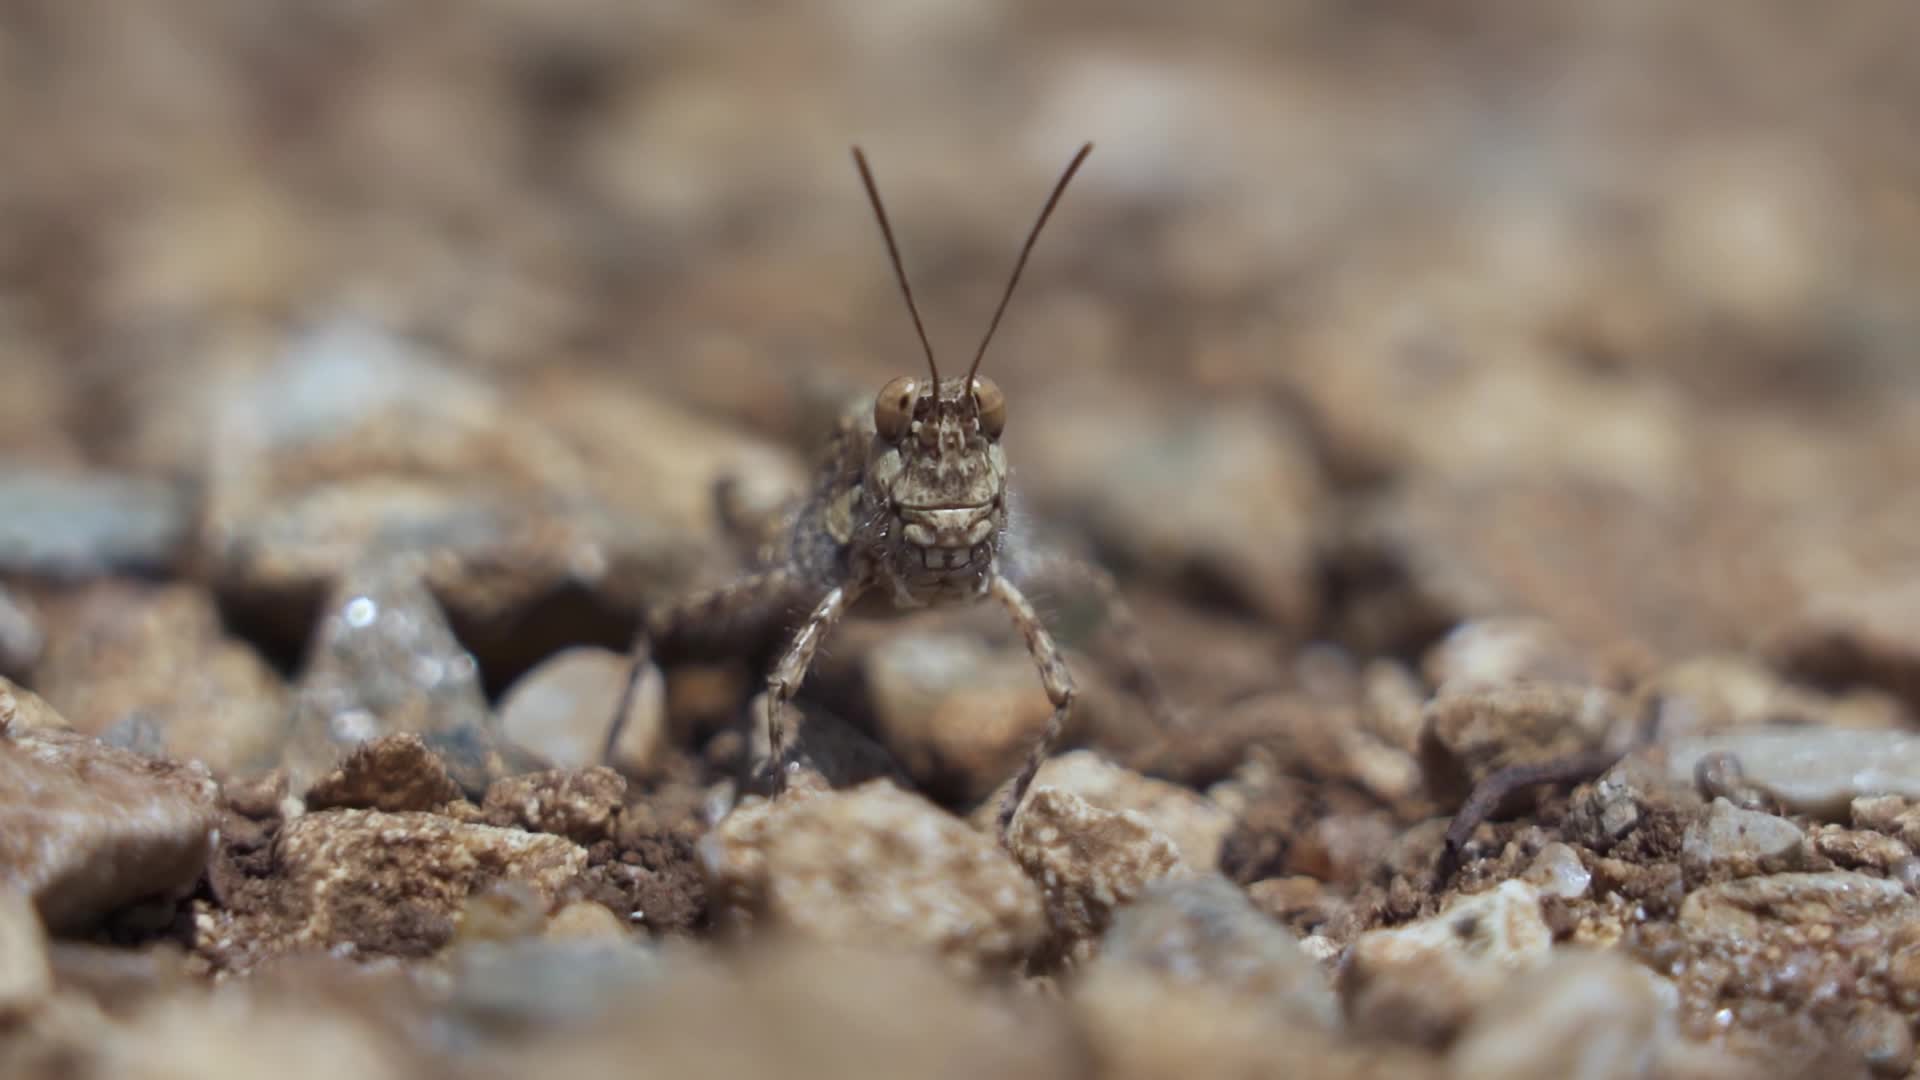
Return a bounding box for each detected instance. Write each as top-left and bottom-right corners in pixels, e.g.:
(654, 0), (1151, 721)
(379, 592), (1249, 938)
(967, 142), (1093, 386)
(852, 147), (941, 404)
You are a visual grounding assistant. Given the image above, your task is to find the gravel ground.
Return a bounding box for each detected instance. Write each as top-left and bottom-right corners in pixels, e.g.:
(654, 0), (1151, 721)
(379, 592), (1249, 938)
(4, 2), (1920, 1078)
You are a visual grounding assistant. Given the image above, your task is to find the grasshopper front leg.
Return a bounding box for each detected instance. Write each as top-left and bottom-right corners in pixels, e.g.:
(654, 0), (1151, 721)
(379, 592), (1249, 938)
(989, 573), (1077, 839)
(763, 582), (862, 787)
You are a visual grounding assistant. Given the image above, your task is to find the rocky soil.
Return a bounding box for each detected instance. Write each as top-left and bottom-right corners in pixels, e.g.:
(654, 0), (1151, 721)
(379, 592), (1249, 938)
(5, 2), (1920, 1078)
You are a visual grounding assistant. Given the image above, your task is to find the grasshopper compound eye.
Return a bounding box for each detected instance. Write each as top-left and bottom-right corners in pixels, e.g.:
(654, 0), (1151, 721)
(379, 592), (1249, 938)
(971, 376), (1005, 436)
(875, 376), (919, 439)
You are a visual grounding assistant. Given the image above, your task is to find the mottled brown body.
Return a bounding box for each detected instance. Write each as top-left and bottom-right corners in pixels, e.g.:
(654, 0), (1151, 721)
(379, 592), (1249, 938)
(631, 143), (1176, 840)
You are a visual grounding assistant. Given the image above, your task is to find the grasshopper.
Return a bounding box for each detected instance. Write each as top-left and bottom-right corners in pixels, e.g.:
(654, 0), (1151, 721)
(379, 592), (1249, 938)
(636, 143), (1175, 838)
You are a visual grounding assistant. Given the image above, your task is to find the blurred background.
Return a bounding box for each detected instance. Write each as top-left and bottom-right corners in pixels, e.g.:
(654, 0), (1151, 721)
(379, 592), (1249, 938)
(10, 9), (1920, 1070)
(2, 0), (1919, 727)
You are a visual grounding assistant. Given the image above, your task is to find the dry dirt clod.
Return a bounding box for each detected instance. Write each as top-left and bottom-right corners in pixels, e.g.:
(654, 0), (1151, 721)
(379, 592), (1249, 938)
(452, 879), (549, 944)
(701, 781), (1045, 972)
(481, 765), (627, 845)
(544, 900), (630, 941)
(1359, 658), (1428, 754)
(1841, 1001), (1917, 1078)
(1645, 868), (1920, 1069)
(31, 581), (290, 776)
(1678, 870), (1911, 935)
(0, 678), (68, 736)
(1342, 879), (1556, 1047)
(303, 732), (464, 813)
(976, 750), (1233, 871)
(1292, 813), (1400, 887)
(1851, 794), (1911, 834)
(1637, 654), (1906, 739)
(223, 768), (290, 820)
(1809, 825), (1913, 873)
(1420, 683), (1626, 802)
(1422, 616), (1598, 695)
(267, 808), (590, 956)
(1561, 748), (1699, 854)
(1246, 875), (1351, 938)
(0, 727), (220, 933)
(1773, 579), (1920, 717)
(1007, 786), (1184, 967)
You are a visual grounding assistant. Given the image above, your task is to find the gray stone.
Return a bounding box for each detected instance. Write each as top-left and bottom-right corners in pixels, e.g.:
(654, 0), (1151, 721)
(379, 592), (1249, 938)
(1666, 729), (1920, 819)
(744, 691), (910, 792)
(1448, 951), (1675, 1080)
(1343, 880), (1554, 1047)
(862, 629), (1058, 805)
(272, 809), (589, 953)
(1017, 389), (1322, 629)
(442, 937), (665, 1039)
(1092, 874), (1338, 1031)
(1680, 798), (1807, 883)
(498, 646), (658, 772)
(286, 558), (530, 795)
(1843, 1002), (1915, 1078)
(0, 468), (190, 579)
(1521, 842), (1592, 900)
